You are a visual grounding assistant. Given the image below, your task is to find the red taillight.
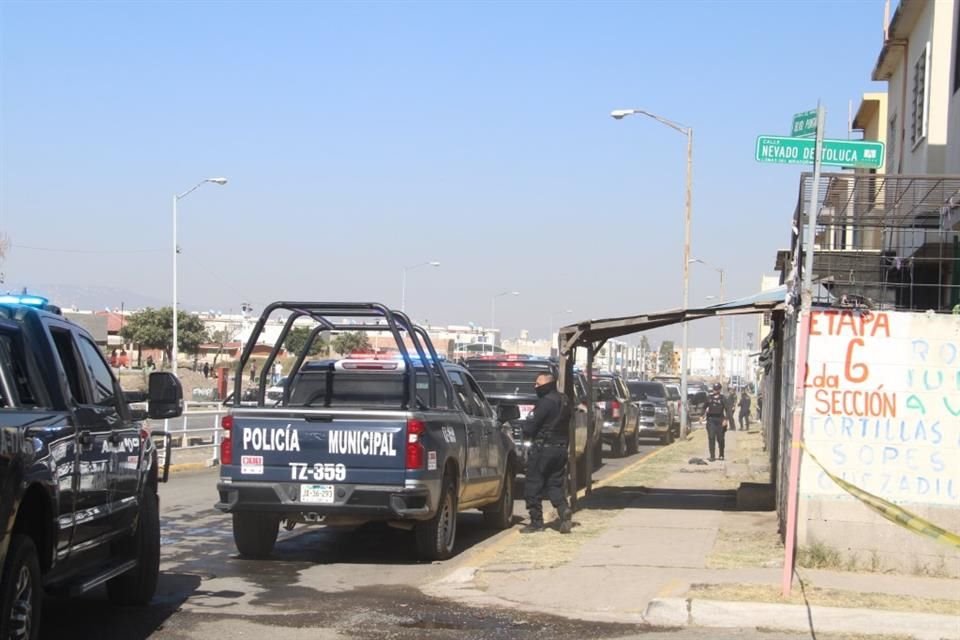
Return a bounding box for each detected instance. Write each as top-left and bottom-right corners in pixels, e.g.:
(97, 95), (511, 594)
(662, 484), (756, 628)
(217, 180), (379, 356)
(496, 362), (525, 368)
(611, 400), (622, 418)
(406, 418), (425, 470)
(220, 415), (234, 465)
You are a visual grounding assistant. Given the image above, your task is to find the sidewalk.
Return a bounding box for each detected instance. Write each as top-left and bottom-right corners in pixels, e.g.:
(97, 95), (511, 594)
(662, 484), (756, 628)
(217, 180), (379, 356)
(427, 427), (960, 639)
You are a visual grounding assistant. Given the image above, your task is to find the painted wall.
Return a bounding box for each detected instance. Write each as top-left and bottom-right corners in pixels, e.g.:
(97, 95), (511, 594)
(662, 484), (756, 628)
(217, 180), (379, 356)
(798, 309), (960, 575)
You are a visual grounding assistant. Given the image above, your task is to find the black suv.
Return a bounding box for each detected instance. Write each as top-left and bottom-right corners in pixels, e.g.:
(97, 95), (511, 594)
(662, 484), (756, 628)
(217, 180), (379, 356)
(0, 297), (182, 640)
(463, 356), (600, 483)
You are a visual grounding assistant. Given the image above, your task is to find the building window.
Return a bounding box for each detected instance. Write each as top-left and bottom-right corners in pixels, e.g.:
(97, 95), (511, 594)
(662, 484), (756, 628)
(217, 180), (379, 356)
(955, 6), (960, 93)
(911, 43), (929, 147)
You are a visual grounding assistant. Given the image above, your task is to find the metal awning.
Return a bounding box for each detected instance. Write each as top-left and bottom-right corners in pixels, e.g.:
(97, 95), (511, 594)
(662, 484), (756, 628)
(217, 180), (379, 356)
(557, 287), (787, 353)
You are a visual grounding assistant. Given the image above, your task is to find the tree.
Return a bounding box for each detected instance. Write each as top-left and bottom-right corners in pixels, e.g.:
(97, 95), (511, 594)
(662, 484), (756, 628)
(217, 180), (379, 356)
(659, 341), (676, 374)
(210, 328), (233, 367)
(120, 307), (209, 366)
(331, 331), (370, 356)
(284, 326), (328, 357)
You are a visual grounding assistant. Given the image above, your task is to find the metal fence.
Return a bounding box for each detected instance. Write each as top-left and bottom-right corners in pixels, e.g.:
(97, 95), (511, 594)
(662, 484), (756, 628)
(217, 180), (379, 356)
(147, 401), (226, 466)
(789, 173), (960, 313)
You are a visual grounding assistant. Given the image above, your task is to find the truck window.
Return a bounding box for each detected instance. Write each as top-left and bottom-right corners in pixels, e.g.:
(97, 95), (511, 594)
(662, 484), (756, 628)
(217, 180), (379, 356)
(0, 333), (41, 408)
(464, 374), (493, 418)
(50, 328), (88, 404)
(76, 337), (118, 407)
(446, 371), (476, 416)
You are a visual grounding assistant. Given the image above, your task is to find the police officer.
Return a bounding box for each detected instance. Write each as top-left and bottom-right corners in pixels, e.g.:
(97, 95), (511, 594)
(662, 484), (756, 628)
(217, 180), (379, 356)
(521, 373), (573, 534)
(705, 382), (727, 462)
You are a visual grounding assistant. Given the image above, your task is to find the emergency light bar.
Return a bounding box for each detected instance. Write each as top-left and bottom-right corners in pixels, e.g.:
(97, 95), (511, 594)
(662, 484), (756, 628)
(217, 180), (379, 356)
(0, 294), (50, 307)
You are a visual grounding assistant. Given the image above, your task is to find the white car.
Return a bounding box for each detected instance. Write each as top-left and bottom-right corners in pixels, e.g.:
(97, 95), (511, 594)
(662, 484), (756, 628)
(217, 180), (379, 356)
(265, 376), (288, 403)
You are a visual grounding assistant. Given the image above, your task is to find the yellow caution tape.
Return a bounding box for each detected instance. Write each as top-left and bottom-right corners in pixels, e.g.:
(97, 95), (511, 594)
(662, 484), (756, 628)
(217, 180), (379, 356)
(802, 443), (960, 550)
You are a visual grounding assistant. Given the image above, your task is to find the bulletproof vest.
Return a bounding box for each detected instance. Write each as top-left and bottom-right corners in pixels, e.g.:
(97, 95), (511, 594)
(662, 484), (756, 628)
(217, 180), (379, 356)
(706, 393), (726, 417)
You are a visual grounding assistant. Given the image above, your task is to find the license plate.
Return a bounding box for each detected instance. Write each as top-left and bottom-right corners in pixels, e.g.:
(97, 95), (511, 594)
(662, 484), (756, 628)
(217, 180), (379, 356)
(299, 484), (335, 504)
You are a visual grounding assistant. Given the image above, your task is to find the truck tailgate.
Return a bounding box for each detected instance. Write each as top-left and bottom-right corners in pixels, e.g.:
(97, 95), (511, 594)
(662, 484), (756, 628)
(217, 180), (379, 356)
(225, 413), (407, 486)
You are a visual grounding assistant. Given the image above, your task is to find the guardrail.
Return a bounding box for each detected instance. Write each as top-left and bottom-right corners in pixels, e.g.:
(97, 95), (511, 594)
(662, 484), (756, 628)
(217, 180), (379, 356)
(146, 401), (226, 466)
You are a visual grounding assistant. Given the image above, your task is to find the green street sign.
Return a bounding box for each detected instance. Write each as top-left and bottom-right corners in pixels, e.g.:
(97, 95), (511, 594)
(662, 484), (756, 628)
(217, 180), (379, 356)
(791, 110), (818, 137)
(755, 135), (885, 169)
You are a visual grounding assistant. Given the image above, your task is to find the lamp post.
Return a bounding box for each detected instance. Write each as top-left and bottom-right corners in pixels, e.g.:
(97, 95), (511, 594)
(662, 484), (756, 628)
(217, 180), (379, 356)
(548, 309), (573, 356)
(491, 291), (519, 353)
(612, 108), (693, 437)
(172, 177), (227, 378)
(400, 261), (440, 312)
(691, 258), (726, 387)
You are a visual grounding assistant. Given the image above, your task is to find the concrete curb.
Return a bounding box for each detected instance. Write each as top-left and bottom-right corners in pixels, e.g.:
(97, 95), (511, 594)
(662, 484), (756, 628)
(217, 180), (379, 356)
(643, 598), (960, 640)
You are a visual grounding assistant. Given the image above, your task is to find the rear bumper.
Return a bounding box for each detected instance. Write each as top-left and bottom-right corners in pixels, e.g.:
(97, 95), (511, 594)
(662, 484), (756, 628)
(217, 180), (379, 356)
(215, 480), (438, 520)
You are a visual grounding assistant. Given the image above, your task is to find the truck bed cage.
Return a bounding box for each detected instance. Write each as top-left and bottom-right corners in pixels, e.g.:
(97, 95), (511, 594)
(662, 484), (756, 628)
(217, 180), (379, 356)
(231, 302), (453, 410)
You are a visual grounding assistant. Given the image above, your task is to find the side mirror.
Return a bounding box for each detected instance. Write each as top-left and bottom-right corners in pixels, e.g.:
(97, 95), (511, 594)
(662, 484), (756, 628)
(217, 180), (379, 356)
(148, 372), (183, 419)
(498, 404), (521, 422)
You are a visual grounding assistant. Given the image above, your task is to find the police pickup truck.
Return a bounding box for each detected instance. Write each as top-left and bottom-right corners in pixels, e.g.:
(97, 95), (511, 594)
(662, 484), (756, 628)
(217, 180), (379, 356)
(0, 294), (183, 640)
(215, 302), (518, 561)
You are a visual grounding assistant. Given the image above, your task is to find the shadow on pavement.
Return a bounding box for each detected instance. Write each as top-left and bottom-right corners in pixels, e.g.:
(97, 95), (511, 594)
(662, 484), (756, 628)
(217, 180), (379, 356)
(584, 486), (739, 511)
(40, 572), (204, 640)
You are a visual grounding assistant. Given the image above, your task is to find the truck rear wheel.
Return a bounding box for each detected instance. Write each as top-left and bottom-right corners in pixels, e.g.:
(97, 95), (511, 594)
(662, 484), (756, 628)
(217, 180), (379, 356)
(0, 535), (41, 640)
(232, 512), (279, 559)
(416, 474), (457, 560)
(611, 430), (626, 458)
(482, 463), (515, 530)
(107, 490), (160, 606)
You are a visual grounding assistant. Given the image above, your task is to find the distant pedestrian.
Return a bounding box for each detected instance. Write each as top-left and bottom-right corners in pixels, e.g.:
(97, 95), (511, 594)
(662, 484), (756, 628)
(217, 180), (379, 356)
(705, 383), (726, 462)
(250, 361), (257, 383)
(273, 362), (282, 385)
(203, 362), (210, 379)
(110, 349), (118, 368)
(738, 390), (751, 431)
(192, 357), (198, 372)
(119, 350), (128, 369)
(146, 355), (155, 370)
(725, 389), (736, 429)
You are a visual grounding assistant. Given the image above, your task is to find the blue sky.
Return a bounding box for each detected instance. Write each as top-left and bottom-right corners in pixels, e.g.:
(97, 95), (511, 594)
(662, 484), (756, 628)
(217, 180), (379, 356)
(0, 0), (888, 346)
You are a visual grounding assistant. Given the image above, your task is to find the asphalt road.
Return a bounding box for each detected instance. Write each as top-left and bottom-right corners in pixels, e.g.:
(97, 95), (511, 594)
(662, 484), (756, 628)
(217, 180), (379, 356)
(37, 439), (827, 639)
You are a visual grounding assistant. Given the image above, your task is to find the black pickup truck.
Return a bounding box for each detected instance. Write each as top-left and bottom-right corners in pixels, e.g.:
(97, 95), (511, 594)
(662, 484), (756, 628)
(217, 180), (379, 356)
(216, 302), (518, 561)
(463, 355), (601, 484)
(0, 295), (182, 640)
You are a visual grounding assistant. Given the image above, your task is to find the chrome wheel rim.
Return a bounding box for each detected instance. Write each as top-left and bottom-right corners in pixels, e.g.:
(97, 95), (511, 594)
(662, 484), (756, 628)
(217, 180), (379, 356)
(10, 564), (33, 640)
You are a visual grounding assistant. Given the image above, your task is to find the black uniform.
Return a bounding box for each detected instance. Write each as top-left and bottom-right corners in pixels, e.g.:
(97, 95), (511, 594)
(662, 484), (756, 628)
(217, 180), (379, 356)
(738, 393), (751, 431)
(705, 390), (726, 461)
(522, 380), (572, 529)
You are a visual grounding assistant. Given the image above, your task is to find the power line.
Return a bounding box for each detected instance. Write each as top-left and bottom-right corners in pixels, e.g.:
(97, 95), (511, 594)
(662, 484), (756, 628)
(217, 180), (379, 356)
(11, 244), (165, 255)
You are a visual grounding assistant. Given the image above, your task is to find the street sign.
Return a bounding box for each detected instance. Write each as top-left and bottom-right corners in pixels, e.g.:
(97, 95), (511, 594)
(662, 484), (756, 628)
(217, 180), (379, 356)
(791, 110), (817, 137)
(755, 135), (884, 169)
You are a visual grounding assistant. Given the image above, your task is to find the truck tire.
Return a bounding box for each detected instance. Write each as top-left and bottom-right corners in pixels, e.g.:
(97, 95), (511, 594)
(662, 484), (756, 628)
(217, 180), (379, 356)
(0, 535), (41, 640)
(627, 428), (639, 455)
(611, 430), (626, 458)
(416, 474), (457, 560)
(482, 463), (515, 530)
(232, 512), (280, 559)
(107, 490), (160, 606)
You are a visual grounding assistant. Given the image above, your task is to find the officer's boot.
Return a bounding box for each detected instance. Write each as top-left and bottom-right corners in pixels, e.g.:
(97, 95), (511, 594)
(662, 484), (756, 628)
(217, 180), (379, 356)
(520, 519), (544, 534)
(558, 508), (573, 534)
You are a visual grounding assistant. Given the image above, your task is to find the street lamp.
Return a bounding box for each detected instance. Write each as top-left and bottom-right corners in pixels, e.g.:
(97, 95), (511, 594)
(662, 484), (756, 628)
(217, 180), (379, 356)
(172, 177), (227, 378)
(400, 261), (440, 312)
(490, 291), (519, 352)
(548, 309), (573, 356)
(691, 258), (726, 388)
(612, 108), (693, 437)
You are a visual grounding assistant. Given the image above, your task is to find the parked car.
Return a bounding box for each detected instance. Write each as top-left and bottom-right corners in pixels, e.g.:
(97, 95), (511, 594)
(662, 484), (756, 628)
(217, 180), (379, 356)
(664, 383), (683, 431)
(0, 294), (182, 639)
(626, 380), (674, 444)
(687, 381), (709, 421)
(593, 372), (640, 457)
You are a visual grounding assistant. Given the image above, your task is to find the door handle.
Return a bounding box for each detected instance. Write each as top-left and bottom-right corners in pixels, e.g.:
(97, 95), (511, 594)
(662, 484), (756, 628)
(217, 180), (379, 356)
(79, 430), (94, 447)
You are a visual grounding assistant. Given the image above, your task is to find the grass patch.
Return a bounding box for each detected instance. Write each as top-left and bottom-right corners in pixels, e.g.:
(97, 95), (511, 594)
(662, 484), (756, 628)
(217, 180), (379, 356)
(797, 540), (844, 569)
(690, 582), (960, 616)
(706, 515), (783, 569)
